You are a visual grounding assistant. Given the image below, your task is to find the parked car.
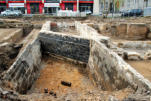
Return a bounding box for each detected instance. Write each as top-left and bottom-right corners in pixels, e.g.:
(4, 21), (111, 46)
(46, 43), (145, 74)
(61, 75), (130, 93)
(14, 10), (22, 16)
(1, 10), (22, 16)
(129, 9), (143, 16)
(1, 10), (12, 16)
(121, 10), (130, 17)
(121, 9), (143, 17)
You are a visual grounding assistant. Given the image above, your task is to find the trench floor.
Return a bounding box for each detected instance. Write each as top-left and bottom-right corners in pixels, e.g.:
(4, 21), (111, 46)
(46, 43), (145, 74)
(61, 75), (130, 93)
(23, 57), (134, 101)
(32, 57), (95, 95)
(127, 60), (151, 82)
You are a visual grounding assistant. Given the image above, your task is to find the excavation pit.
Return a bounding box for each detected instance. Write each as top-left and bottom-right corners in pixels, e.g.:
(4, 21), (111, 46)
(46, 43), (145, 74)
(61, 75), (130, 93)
(1, 21), (151, 100)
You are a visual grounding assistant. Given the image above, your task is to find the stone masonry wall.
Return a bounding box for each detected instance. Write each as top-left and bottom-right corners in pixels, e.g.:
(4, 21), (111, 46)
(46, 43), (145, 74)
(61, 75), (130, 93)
(88, 39), (151, 92)
(115, 41), (151, 49)
(3, 39), (41, 94)
(38, 32), (90, 63)
(75, 21), (111, 47)
(75, 21), (100, 39)
(75, 21), (151, 92)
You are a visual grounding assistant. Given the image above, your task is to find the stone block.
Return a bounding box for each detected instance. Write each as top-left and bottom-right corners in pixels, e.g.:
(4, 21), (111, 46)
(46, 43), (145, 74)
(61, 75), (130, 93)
(127, 51), (142, 60)
(144, 50), (151, 60)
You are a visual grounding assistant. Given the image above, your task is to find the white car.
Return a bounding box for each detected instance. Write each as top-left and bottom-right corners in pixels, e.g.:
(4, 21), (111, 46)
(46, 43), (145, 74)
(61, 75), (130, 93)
(1, 10), (22, 16)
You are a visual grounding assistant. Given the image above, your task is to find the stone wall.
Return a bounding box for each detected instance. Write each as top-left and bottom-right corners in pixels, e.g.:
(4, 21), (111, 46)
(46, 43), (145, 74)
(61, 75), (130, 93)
(71, 21), (151, 92)
(88, 39), (151, 92)
(75, 21), (111, 47)
(75, 21), (100, 39)
(3, 39), (41, 94)
(115, 41), (151, 49)
(41, 21), (50, 31)
(38, 32), (90, 63)
(112, 23), (149, 40)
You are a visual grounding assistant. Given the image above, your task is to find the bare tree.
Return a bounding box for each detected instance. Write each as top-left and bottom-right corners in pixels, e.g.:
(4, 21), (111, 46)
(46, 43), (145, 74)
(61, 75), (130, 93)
(102, 0), (112, 18)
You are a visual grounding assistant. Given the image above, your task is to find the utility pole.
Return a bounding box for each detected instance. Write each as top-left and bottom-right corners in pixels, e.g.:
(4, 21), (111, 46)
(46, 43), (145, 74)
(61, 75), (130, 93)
(77, 0), (79, 12)
(24, 0), (27, 14)
(112, 0), (114, 17)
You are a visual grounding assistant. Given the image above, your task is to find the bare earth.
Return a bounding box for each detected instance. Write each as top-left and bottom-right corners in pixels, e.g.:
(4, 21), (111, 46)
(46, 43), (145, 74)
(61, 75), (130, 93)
(127, 60), (151, 82)
(0, 28), (19, 41)
(23, 58), (133, 101)
(32, 58), (95, 95)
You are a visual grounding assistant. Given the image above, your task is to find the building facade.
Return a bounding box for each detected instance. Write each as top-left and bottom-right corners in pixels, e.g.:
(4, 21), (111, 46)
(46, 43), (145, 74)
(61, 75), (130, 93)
(97, 0), (151, 15)
(0, 0), (93, 14)
(60, 0), (93, 12)
(120, 0), (151, 11)
(98, 0), (124, 13)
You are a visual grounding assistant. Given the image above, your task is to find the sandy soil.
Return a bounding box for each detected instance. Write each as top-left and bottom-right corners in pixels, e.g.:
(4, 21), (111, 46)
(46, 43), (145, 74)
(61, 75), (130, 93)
(127, 60), (151, 82)
(32, 58), (95, 95)
(57, 27), (79, 35)
(23, 57), (133, 101)
(0, 28), (19, 41)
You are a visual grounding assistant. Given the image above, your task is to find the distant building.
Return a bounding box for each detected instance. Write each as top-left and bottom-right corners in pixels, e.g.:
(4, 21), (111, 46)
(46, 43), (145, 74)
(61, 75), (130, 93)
(60, 0), (93, 13)
(44, 0), (60, 14)
(0, 0), (60, 14)
(97, 0), (123, 14)
(121, 0), (151, 11)
(97, 0), (151, 14)
(0, 0), (93, 14)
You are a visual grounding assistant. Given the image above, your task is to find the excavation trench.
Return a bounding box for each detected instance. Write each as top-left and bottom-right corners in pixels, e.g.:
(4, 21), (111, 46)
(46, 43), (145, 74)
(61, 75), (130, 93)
(2, 21), (151, 100)
(0, 26), (34, 75)
(2, 32), (133, 100)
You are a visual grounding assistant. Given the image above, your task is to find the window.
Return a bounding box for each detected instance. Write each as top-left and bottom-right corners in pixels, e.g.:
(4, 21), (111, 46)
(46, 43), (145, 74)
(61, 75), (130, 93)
(46, 0), (59, 3)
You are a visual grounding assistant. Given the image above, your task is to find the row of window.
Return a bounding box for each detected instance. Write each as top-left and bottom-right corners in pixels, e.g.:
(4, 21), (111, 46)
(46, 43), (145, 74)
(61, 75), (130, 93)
(0, 0), (58, 1)
(62, 0), (93, 1)
(0, 0), (92, 1)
